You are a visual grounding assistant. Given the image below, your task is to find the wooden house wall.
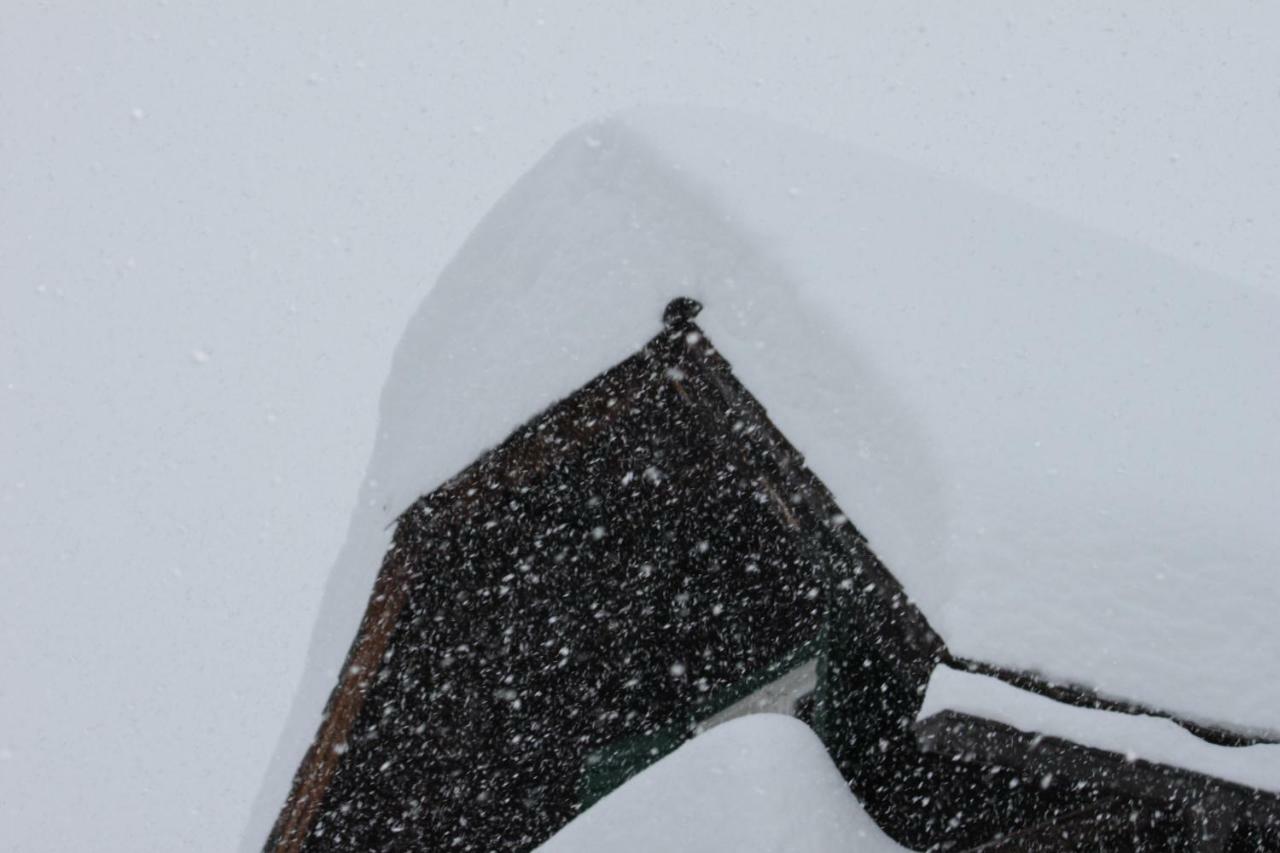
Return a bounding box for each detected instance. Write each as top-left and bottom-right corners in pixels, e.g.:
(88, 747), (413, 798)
(269, 304), (1279, 853)
(276, 322), (837, 851)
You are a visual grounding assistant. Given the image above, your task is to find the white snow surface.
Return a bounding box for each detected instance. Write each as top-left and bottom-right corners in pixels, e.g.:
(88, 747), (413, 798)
(253, 108), (1280, 844)
(920, 666), (1280, 794)
(537, 715), (906, 853)
(8, 7), (1280, 853)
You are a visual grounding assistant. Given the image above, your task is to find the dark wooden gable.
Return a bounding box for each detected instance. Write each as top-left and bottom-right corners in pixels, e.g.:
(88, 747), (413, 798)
(268, 298), (931, 852)
(268, 298), (1279, 853)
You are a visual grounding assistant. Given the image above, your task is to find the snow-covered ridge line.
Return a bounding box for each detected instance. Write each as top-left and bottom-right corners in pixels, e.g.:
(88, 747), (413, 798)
(919, 667), (1280, 794)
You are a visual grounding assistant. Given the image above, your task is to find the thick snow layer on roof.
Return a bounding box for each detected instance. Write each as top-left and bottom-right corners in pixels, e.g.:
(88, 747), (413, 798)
(537, 715), (906, 853)
(920, 667), (1280, 794)
(249, 109), (1280, 845)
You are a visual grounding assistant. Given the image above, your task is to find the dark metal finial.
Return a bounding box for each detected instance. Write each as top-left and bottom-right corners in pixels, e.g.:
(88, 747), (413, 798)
(663, 297), (703, 328)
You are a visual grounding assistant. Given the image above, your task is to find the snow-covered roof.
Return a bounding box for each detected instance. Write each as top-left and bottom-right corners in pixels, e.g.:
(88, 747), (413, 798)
(537, 714), (906, 853)
(920, 666), (1280, 795)
(248, 108), (1280, 846)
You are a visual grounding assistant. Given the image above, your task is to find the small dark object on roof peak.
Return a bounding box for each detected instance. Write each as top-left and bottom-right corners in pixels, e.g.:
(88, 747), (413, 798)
(663, 297), (703, 328)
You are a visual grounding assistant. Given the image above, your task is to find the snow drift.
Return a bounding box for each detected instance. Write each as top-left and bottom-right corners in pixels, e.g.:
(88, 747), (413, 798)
(537, 715), (905, 853)
(247, 108), (1280, 847)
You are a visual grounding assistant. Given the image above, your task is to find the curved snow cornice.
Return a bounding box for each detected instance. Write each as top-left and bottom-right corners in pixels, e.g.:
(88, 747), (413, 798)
(245, 108), (1280, 849)
(537, 714), (906, 852)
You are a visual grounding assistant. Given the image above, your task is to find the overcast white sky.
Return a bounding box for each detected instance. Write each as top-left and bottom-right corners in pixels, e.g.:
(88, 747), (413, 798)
(3, 3), (1279, 851)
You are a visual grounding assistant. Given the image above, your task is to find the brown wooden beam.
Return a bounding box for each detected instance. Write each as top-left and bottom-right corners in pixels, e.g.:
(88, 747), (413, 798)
(265, 544), (414, 853)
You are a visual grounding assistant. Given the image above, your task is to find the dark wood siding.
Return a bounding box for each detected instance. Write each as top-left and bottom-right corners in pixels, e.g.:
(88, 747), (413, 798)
(269, 300), (1279, 853)
(276, 315), (850, 851)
